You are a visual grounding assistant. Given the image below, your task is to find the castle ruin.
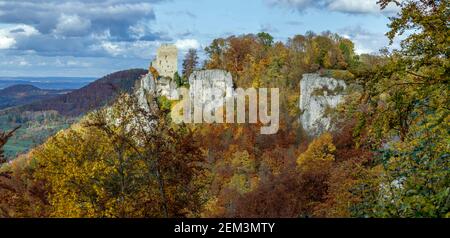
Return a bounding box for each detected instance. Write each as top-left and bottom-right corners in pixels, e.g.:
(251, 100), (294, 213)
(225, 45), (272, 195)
(151, 44), (178, 79)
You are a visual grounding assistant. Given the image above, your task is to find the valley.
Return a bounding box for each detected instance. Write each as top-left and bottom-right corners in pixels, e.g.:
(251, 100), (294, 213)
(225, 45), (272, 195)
(0, 84), (71, 110)
(0, 69), (147, 159)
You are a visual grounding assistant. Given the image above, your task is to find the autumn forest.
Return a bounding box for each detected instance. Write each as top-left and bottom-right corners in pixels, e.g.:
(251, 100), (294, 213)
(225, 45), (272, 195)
(0, 0), (448, 218)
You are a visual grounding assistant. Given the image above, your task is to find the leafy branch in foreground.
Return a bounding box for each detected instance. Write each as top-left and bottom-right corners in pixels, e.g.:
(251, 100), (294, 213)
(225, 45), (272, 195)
(34, 91), (205, 218)
(0, 126), (20, 165)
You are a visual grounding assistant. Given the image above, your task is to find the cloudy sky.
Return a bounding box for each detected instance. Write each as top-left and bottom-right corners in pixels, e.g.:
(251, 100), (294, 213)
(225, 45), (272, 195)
(0, 0), (399, 77)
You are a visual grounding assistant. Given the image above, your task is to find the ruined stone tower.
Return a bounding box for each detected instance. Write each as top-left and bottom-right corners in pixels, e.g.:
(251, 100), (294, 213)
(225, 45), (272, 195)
(151, 44), (178, 79)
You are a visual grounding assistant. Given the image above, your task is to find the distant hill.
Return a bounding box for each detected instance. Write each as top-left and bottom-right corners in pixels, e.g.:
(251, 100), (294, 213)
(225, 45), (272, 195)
(0, 85), (70, 110)
(0, 69), (148, 158)
(0, 77), (95, 90)
(14, 69), (148, 116)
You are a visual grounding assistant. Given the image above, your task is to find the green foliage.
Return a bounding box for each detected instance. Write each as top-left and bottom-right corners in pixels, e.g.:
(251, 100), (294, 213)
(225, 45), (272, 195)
(257, 32), (274, 48)
(346, 0), (450, 217)
(157, 96), (173, 113)
(321, 69), (355, 82)
(174, 72), (188, 88)
(0, 111), (73, 159)
(311, 85), (346, 97)
(0, 126), (20, 164)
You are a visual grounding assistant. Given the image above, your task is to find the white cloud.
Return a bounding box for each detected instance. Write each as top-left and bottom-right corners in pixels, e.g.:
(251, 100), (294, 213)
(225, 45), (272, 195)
(269, 0), (315, 9)
(92, 40), (159, 58)
(269, 0), (400, 15)
(0, 1), (167, 57)
(0, 57), (31, 66)
(0, 35), (15, 49)
(175, 39), (200, 51)
(127, 41), (160, 59)
(328, 0), (399, 14)
(9, 25), (39, 37)
(100, 41), (123, 56)
(338, 25), (402, 54)
(328, 0), (379, 14)
(54, 14), (92, 36)
(66, 60), (92, 67)
(0, 24), (39, 49)
(18, 60), (30, 66)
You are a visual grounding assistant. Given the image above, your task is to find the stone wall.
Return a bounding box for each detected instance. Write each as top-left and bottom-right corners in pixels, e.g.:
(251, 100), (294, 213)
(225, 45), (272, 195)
(151, 44), (178, 78)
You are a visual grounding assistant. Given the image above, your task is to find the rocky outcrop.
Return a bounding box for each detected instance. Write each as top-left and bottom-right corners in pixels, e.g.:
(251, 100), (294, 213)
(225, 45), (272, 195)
(136, 69), (234, 113)
(136, 73), (180, 110)
(136, 73), (157, 112)
(299, 73), (347, 136)
(188, 70), (234, 112)
(156, 77), (179, 100)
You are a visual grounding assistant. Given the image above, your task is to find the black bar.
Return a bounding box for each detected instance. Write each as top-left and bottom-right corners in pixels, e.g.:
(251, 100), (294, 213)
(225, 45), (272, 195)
(0, 218), (446, 237)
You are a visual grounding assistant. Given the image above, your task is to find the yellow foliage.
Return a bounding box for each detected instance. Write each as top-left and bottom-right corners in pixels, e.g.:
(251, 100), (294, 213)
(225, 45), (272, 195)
(33, 124), (118, 217)
(297, 133), (336, 171)
(149, 66), (160, 79)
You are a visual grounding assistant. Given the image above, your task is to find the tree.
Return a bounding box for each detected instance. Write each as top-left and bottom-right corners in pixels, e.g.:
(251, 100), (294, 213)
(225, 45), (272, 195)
(257, 32), (274, 48)
(34, 92), (205, 218)
(297, 133), (336, 172)
(347, 0), (450, 217)
(0, 126), (20, 164)
(229, 134), (338, 218)
(182, 49), (199, 79)
(0, 154), (50, 218)
(34, 124), (120, 217)
(339, 38), (356, 68)
(232, 168), (310, 218)
(173, 72), (184, 87)
(227, 150), (257, 195)
(204, 38), (227, 69)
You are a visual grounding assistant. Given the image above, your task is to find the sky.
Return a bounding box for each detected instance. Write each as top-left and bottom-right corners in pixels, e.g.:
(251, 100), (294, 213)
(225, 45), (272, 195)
(0, 0), (401, 77)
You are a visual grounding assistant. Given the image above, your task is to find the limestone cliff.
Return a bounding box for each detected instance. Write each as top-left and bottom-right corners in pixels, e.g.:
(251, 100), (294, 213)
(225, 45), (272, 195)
(136, 73), (179, 109)
(188, 70), (234, 112)
(137, 71), (347, 136)
(156, 77), (179, 100)
(299, 73), (347, 136)
(136, 73), (157, 112)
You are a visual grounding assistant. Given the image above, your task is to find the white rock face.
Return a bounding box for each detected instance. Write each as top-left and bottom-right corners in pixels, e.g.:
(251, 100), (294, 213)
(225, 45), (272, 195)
(136, 73), (179, 110)
(136, 69), (234, 114)
(299, 73), (347, 136)
(157, 77), (179, 100)
(136, 73), (157, 111)
(188, 70), (234, 112)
